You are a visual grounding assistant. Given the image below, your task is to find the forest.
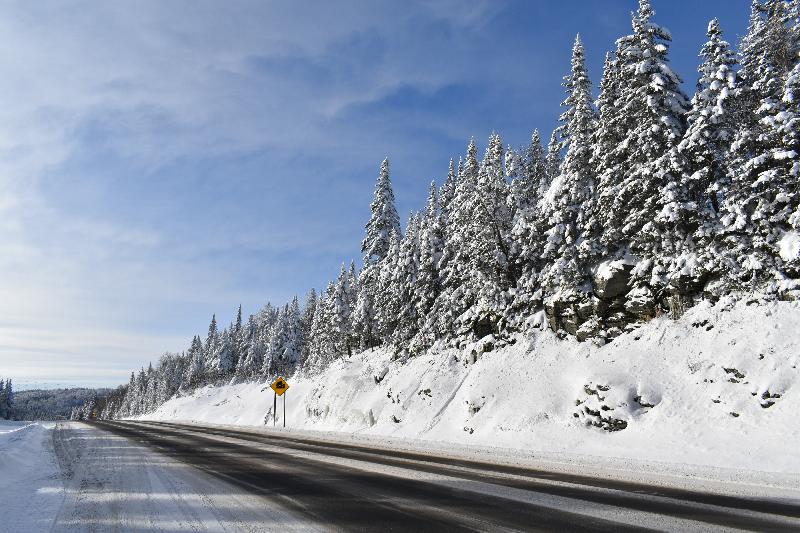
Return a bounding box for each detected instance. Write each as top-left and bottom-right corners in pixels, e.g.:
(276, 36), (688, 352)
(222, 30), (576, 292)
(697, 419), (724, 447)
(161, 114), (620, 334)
(0, 379), (111, 421)
(89, 0), (800, 420)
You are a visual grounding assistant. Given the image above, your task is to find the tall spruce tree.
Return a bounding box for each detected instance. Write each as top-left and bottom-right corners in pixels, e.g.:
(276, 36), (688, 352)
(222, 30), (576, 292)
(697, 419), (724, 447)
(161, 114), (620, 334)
(374, 231), (402, 342)
(724, 0), (797, 286)
(361, 158), (401, 264)
(394, 214), (423, 346)
(354, 158), (401, 349)
(416, 182), (443, 343)
(598, 0), (689, 308)
(299, 288), (317, 365)
(540, 35), (599, 302)
(669, 19), (739, 289)
(306, 282), (335, 373)
(545, 130), (562, 186)
(433, 139), (482, 337)
(678, 19), (738, 219)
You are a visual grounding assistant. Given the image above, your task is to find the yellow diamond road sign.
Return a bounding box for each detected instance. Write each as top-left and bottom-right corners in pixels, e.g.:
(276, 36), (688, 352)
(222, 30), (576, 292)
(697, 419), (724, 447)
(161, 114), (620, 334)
(271, 377), (289, 396)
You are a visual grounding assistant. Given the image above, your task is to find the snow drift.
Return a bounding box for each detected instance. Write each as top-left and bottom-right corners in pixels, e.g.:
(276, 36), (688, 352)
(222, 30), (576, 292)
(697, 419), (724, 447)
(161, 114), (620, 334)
(142, 297), (800, 475)
(0, 422), (64, 532)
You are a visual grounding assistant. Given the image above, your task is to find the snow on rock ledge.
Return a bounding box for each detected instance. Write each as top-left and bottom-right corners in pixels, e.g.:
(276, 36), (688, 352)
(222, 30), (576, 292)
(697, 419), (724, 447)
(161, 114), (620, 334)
(142, 297), (800, 474)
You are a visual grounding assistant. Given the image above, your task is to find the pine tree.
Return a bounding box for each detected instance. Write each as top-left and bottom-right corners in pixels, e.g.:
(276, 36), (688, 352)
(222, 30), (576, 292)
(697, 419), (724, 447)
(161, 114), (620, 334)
(331, 264), (355, 355)
(510, 130), (548, 209)
(667, 19), (739, 289)
(354, 158), (401, 350)
(374, 231), (402, 342)
(678, 19), (738, 219)
(210, 328), (235, 379)
(394, 214), (423, 346)
(299, 288), (317, 365)
(439, 159), (458, 224)
(203, 314), (219, 378)
(509, 131), (551, 321)
(540, 34), (599, 304)
(416, 182), (443, 344)
(184, 335), (205, 389)
(362, 158), (401, 265)
(236, 315), (262, 380)
(307, 282), (337, 373)
(598, 0), (689, 305)
(724, 0), (797, 286)
(434, 139), (481, 337)
(230, 304), (244, 373)
(266, 299), (303, 376)
(474, 134), (514, 304)
(590, 48), (627, 251)
(0, 378), (12, 419)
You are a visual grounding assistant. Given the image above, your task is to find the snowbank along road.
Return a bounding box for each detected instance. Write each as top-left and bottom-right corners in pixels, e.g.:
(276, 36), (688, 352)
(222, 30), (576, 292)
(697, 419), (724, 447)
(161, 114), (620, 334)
(53, 419), (799, 532)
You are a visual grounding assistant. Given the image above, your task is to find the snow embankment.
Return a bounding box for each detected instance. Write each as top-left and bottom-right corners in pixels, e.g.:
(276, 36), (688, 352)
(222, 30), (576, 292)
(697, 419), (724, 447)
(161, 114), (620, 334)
(143, 297), (800, 481)
(0, 422), (63, 532)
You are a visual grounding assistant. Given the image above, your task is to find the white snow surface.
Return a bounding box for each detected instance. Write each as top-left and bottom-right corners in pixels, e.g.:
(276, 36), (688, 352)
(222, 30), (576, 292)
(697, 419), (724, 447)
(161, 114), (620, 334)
(0, 422), (63, 532)
(780, 230), (800, 262)
(142, 297), (800, 490)
(0, 421), (318, 531)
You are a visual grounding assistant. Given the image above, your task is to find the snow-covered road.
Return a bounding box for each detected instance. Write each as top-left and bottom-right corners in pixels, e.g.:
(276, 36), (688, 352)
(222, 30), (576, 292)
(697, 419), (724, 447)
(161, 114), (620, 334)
(3, 420), (800, 531)
(86, 420), (800, 531)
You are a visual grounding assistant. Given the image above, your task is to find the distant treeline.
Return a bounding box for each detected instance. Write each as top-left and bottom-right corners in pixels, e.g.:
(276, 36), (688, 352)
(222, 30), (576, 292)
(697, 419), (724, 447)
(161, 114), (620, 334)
(11, 388), (111, 421)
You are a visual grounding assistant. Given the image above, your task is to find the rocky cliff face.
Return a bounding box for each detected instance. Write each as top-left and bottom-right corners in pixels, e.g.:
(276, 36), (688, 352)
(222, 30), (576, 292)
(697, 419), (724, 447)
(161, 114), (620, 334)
(543, 259), (702, 343)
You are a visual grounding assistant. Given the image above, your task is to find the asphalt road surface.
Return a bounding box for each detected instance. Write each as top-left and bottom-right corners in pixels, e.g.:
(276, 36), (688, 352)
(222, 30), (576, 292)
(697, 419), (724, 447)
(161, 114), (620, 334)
(71, 420), (800, 532)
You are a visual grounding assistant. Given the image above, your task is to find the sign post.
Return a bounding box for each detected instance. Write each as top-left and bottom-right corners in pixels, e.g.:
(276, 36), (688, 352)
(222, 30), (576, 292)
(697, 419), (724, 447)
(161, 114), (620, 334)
(270, 377), (290, 428)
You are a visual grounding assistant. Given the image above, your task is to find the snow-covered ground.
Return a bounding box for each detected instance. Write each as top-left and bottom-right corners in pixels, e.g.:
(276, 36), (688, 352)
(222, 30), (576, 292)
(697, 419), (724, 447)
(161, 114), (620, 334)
(0, 422), (316, 531)
(142, 297), (800, 490)
(0, 421), (64, 532)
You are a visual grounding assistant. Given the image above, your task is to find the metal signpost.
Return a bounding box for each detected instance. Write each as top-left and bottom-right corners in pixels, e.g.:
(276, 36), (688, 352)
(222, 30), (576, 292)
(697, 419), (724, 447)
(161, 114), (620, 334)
(270, 377), (290, 427)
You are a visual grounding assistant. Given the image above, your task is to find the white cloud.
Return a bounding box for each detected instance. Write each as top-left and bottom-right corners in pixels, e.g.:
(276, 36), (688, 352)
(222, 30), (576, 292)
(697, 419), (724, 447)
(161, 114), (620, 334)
(0, 0), (507, 386)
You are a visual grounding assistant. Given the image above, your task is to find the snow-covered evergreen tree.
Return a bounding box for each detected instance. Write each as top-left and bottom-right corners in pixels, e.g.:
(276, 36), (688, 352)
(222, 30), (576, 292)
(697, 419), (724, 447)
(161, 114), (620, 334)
(439, 158), (459, 232)
(184, 335), (205, 389)
(666, 19), (739, 289)
(299, 288), (317, 364)
(723, 0), (798, 287)
(473, 134), (514, 311)
(433, 139), (481, 337)
(545, 130), (562, 186)
(393, 214), (422, 345)
(416, 182), (443, 344)
(306, 282), (337, 373)
(678, 19), (738, 220)
(362, 158), (401, 264)
(330, 264), (356, 355)
(510, 130), (548, 210)
(0, 378), (13, 419)
(540, 34), (598, 302)
(209, 328), (235, 379)
(598, 0), (689, 306)
(230, 304), (244, 373)
(236, 315), (263, 380)
(374, 231), (402, 342)
(203, 314), (219, 379)
(267, 298), (302, 376)
(354, 158), (401, 350)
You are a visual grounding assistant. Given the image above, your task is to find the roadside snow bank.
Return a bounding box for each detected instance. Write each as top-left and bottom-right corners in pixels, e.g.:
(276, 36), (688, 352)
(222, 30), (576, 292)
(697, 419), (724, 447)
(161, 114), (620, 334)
(0, 422), (63, 532)
(143, 297), (800, 477)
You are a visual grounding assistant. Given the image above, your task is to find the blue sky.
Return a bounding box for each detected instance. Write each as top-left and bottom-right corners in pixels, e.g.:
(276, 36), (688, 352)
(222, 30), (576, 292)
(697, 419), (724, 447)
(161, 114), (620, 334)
(0, 0), (749, 388)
